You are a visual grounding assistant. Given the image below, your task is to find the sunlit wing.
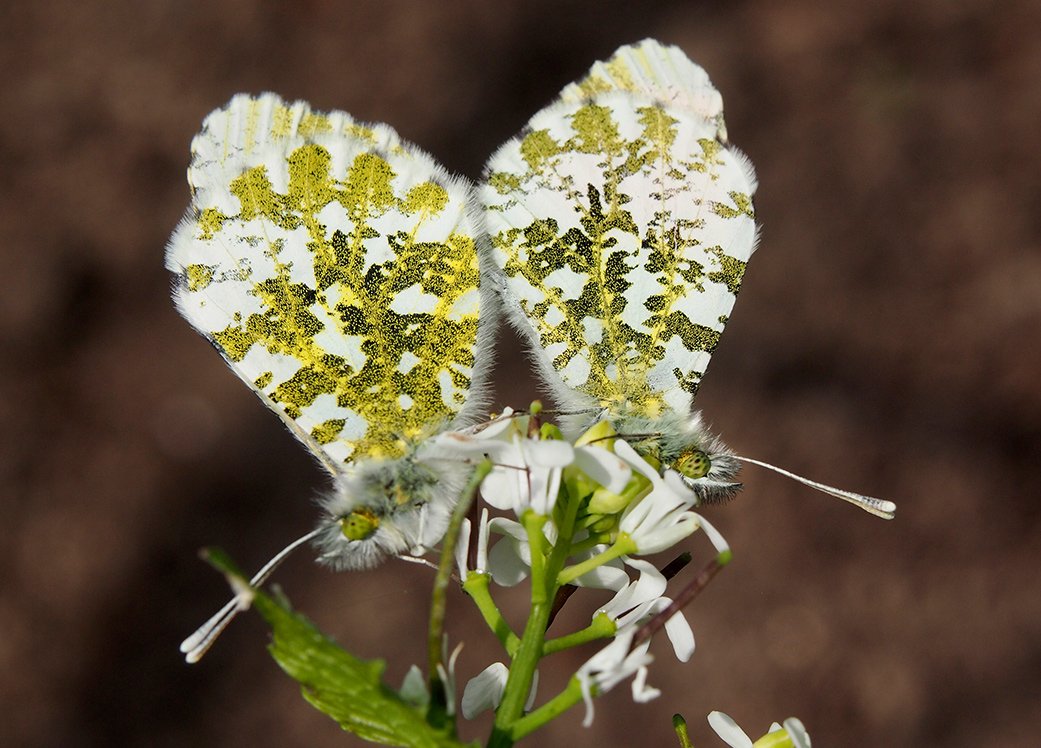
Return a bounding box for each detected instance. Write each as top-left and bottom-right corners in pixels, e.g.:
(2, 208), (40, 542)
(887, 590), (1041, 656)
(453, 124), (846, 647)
(482, 40), (757, 421)
(168, 94), (489, 471)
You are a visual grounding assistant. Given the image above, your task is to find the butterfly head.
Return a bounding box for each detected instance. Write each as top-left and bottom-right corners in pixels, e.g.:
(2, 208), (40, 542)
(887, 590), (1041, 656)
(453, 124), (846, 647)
(610, 409), (742, 505)
(315, 452), (463, 570)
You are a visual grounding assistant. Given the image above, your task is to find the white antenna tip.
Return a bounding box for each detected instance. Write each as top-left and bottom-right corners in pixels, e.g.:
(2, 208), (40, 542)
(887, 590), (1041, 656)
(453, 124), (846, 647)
(732, 455), (896, 519)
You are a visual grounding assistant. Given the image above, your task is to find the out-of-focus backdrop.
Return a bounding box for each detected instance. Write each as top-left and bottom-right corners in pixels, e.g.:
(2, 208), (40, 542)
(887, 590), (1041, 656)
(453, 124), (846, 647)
(3, 2), (1039, 746)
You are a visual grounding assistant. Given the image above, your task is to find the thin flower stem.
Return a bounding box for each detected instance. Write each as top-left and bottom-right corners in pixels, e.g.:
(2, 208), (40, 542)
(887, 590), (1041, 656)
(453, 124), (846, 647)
(673, 714), (694, 748)
(522, 511), (549, 603)
(508, 677), (585, 741)
(566, 533), (612, 555)
(557, 534), (637, 585)
(632, 549), (730, 650)
(462, 572), (520, 656)
(426, 458), (491, 728)
(542, 612), (616, 655)
(489, 514), (554, 747)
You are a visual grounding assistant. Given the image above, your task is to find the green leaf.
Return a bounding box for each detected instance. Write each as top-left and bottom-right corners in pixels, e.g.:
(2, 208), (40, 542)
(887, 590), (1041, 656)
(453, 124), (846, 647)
(251, 588), (473, 748)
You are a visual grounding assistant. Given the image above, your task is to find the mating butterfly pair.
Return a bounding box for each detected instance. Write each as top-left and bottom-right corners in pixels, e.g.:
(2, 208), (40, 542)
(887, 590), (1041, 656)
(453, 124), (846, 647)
(168, 40), (892, 662)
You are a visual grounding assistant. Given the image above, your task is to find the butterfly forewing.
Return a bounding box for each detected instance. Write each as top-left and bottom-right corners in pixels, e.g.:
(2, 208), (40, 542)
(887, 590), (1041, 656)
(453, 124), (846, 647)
(168, 94), (486, 470)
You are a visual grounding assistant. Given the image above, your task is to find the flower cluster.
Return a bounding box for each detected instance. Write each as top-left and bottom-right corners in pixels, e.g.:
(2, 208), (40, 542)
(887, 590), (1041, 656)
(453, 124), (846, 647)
(434, 409), (730, 731)
(184, 405), (831, 747)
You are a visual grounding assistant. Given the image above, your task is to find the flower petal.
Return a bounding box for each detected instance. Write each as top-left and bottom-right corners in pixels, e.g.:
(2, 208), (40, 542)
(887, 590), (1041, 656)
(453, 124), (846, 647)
(461, 662), (509, 719)
(697, 513), (730, 555)
(524, 438), (575, 467)
(630, 663), (661, 703)
(621, 502), (701, 554)
(601, 560), (666, 620)
(454, 518), (472, 578)
(660, 600), (695, 662)
(399, 665), (427, 706)
(487, 522), (531, 586)
(574, 445), (632, 494)
(613, 439), (661, 482)
(572, 558), (628, 591)
(782, 718), (812, 748)
(707, 711), (754, 748)
(575, 630), (656, 727)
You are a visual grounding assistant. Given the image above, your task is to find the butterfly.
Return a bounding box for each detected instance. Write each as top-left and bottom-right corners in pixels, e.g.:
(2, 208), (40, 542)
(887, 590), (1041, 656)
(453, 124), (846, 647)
(167, 94), (498, 660)
(171, 41), (893, 662)
(480, 39), (895, 519)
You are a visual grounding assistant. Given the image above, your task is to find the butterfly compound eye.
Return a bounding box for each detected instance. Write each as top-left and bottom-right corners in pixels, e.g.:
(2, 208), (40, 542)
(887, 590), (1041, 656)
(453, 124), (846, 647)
(675, 449), (712, 479)
(341, 508), (380, 541)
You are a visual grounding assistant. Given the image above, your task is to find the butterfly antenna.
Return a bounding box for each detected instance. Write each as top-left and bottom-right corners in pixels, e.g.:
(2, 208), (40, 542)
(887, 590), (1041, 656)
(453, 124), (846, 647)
(396, 554), (442, 572)
(732, 455), (896, 519)
(541, 406), (603, 416)
(180, 527), (325, 663)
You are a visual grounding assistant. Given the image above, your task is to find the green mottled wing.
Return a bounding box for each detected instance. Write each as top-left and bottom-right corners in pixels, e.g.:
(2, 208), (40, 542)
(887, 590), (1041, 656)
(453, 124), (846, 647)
(481, 40), (757, 422)
(167, 94), (488, 471)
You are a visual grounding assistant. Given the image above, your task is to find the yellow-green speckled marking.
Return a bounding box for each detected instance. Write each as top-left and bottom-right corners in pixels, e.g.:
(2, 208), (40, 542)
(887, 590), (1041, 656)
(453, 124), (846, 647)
(168, 94), (485, 470)
(482, 40), (758, 421)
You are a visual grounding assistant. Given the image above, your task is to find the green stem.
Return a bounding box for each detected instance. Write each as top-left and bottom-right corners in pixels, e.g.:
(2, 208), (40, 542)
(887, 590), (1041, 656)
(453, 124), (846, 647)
(543, 612), (615, 655)
(522, 511), (549, 599)
(489, 481), (584, 746)
(567, 532), (612, 555)
(426, 459), (491, 728)
(673, 714), (694, 748)
(488, 596), (553, 748)
(463, 572), (520, 656)
(509, 677), (585, 741)
(557, 534), (637, 585)
(490, 514), (553, 747)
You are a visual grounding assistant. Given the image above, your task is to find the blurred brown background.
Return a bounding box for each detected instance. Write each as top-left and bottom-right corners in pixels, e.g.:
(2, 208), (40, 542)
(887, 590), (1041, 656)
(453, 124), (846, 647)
(3, 1), (1039, 746)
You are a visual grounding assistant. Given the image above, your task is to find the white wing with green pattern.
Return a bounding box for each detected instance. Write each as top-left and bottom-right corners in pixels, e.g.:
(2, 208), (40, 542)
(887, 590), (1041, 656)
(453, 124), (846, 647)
(168, 94), (493, 474)
(482, 41), (757, 425)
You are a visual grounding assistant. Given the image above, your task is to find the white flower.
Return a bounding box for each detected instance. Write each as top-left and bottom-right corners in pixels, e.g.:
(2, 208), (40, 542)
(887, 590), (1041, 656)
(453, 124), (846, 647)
(614, 440), (702, 554)
(575, 629), (659, 727)
(460, 663), (539, 719)
(485, 516), (533, 586)
(778, 718), (811, 748)
(455, 510), (491, 578)
(572, 442), (633, 494)
(437, 412), (572, 516)
(456, 510), (533, 586)
(461, 662), (508, 719)
(437, 414), (632, 518)
(707, 711), (811, 748)
(600, 559), (667, 617)
(483, 437), (573, 515)
(599, 559), (695, 662)
(399, 641), (463, 715)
